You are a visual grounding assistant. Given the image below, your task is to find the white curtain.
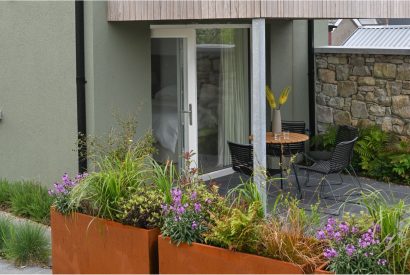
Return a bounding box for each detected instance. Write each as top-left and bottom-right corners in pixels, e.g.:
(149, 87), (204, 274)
(218, 29), (249, 166)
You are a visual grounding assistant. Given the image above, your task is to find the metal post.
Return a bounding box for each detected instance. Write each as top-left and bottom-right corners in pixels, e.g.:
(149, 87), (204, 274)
(251, 19), (267, 215)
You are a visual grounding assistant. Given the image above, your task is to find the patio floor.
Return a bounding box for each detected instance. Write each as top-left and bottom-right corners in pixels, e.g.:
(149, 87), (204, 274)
(210, 170), (410, 216)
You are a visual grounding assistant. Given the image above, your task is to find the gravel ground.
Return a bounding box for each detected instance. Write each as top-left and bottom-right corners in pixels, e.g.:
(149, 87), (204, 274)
(0, 258), (51, 274)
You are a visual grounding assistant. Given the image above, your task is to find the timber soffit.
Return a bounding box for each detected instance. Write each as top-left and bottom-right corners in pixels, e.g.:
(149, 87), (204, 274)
(108, 0), (410, 21)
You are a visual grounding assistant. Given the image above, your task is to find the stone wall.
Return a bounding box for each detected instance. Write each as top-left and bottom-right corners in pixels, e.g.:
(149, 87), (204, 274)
(315, 53), (410, 139)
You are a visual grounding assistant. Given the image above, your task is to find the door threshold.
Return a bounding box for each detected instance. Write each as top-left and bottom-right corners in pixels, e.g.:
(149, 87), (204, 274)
(199, 168), (234, 181)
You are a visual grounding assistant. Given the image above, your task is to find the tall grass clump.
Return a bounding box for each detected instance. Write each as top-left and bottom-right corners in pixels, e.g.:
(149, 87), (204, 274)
(360, 190), (410, 273)
(3, 222), (50, 266)
(0, 216), (12, 251)
(0, 179), (12, 209)
(10, 181), (53, 224)
(70, 115), (155, 220)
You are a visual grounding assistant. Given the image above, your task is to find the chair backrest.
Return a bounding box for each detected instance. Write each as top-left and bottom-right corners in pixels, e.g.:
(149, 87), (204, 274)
(282, 121), (306, 154)
(227, 141), (253, 176)
(329, 137), (358, 173)
(335, 125), (359, 145)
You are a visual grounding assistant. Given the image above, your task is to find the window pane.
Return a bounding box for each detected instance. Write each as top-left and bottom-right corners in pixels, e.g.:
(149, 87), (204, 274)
(196, 28), (250, 174)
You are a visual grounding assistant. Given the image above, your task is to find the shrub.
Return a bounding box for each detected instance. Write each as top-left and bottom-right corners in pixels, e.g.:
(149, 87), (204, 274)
(205, 201), (263, 253)
(69, 116), (155, 221)
(313, 125), (410, 184)
(10, 181), (53, 224)
(317, 217), (391, 274)
(360, 191), (410, 273)
(258, 196), (323, 268)
(119, 185), (163, 229)
(0, 179), (12, 209)
(3, 221), (50, 266)
(160, 152), (227, 245)
(310, 125), (338, 151)
(354, 126), (390, 171)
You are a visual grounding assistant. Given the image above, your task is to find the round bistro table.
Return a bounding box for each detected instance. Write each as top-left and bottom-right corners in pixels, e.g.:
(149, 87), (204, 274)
(266, 132), (309, 198)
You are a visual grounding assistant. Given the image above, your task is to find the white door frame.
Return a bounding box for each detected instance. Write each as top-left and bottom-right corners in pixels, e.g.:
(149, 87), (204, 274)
(151, 28), (198, 166)
(151, 24), (251, 180)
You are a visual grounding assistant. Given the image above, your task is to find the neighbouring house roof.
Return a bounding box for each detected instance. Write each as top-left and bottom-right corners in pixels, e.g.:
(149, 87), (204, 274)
(342, 25), (410, 48)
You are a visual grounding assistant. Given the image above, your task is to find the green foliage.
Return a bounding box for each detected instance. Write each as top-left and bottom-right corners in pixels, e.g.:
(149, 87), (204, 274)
(227, 179), (263, 216)
(160, 153), (227, 245)
(205, 201), (263, 253)
(161, 187), (209, 246)
(149, 158), (176, 205)
(0, 179), (12, 209)
(314, 125), (410, 184)
(310, 125), (337, 151)
(69, 116), (154, 221)
(354, 126), (390, 171)
(3, 222), (50, 267)
(360, 190), (410, 273)
(119, 185), (163, 229)
(70, 147), (151, 220)
(79, 113), (155, 166)
(9, 181), (53, 225)
(0, 216), (12, 251)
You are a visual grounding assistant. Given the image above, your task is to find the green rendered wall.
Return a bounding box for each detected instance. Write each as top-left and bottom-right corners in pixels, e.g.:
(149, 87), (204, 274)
(84, 1), (152, 142)
(0, 1), (78, 185)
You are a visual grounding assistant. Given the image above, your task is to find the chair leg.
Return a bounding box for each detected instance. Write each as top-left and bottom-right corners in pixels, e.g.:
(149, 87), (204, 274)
(319, 176), (341, 216)
(349, 164), (363, 191)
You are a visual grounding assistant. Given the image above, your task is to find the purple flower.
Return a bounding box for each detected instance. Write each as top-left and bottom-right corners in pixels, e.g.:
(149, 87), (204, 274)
(49, 173), (86, 197)
(205, 198), (212, 204)
(176, 206), (185, 215)
(345, 244), (356, 256)
(190, 191), (197, 200)
(191, 221), (198, 230)
(339, 222), (349, 234)
(324, 248), (338, 259)
(335, 231), (342, 241)
(377, 259), (388, 266)
(316, 230), (326, 240)
(327, 217), (336, 226)
(351, 226), (359, 234)
(194, 202), (201, 213)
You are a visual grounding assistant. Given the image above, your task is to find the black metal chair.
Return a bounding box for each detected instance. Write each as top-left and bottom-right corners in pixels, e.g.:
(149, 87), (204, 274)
(305, 125), (360, 187)
(306, 125), (359, 161)
(227, 141), (302, 197)
(294, 137), (362, 212)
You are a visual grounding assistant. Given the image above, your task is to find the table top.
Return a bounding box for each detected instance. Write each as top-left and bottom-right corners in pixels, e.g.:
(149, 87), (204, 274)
(266, 132), (309, 144)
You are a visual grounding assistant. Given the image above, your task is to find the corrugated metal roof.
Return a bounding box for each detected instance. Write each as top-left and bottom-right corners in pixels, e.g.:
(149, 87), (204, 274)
(343, 26), (410, 48)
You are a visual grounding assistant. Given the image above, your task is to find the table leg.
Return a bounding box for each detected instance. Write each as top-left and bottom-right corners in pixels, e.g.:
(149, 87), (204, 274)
(280, 144), (283, 189)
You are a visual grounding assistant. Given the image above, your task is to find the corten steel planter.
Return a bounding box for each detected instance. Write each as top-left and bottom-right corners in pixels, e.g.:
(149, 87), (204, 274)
(51, 208), (160, 274)
(158, 236), (305, 274)
(314, 262), (334, 274)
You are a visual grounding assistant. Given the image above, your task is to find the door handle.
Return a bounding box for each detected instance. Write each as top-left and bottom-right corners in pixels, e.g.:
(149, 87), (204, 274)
(182, 104), (192, 126)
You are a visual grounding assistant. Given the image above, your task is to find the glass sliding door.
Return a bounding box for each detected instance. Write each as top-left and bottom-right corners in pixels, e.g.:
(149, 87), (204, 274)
(196, 28), (250, 174)
(151, 38), (183, 165)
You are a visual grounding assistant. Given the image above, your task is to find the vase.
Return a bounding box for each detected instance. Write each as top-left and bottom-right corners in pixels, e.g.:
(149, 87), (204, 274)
(272, 109), (282, 134)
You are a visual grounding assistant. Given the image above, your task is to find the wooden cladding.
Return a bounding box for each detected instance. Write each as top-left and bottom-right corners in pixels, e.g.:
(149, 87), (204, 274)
(108, 0), (410, 21)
